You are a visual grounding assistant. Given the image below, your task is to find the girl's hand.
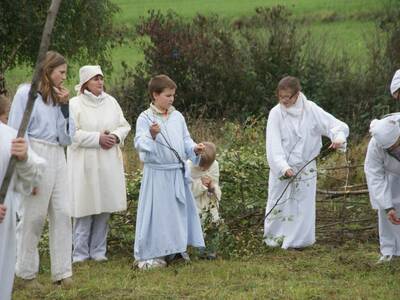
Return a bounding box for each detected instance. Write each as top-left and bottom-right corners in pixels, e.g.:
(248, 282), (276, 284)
(150, 123), (160, 139)
(284, 168), (295, 177)
(329, 142), (344, 150)
(53, 86), (70, 104)
(329, 138), (346, 150)
(11, 138), (28, 161)
(194, 143), (205, 155)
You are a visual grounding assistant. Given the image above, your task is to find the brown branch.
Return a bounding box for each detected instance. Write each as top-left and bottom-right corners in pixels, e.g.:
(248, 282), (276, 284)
(0, 0), (62, 204)
(320, 164), (364, 171)
(317, 218), (375, 229)
(317, 188), (369, 195)
(1, 40), (26, 73)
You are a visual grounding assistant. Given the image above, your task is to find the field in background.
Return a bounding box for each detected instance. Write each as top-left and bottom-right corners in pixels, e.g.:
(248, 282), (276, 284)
(5, 0), (388, 95)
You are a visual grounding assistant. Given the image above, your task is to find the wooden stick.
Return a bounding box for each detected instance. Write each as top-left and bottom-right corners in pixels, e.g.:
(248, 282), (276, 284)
(0, 0), (62, 204)
(317, 188), (369, 196)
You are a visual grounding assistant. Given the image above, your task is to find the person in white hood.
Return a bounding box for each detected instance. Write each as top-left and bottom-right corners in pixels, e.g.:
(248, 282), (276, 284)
(390, 69), (400, 100)
(364, 116), (400, 263)
(68, 65), (131, 263)
(264, 76), (349, 249)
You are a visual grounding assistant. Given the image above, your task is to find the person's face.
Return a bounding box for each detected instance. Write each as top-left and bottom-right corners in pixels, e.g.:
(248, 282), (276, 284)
(393, 90), (400, 101)
(86, 75), (104, 96)
(388, 137), (400, 152)
(50, 64), (67, 88)
(278, 88), (299, 108)
(153, 88), (175, 111)
(199, 160), (212, 171)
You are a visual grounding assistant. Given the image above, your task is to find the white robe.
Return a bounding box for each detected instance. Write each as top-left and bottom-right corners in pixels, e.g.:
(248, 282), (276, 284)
(188, 160), (221, 223)
(0, 123), (45, 300)
(364, 121), (400, 256)
(264, 93), (349, 249)
(67, 91), (131, 217)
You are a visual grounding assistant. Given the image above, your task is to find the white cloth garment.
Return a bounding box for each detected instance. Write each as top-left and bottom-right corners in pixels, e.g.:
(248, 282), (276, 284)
(390, 69), (400, 96)
(365, 119), (400, 256)
(0, 123), (45, 300)
(188, 160), (222, 223)
(369, 117), (400, 149)
(378, 205), (400, 256)
(264, 92), (349, 249)
(73, 213), (110, 262)
(67, 91), (131, 218)
(16, 139), (72, 282)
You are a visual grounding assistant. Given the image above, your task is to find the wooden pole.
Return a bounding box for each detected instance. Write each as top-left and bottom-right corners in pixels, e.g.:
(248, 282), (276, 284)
(0, 0), (62, 204)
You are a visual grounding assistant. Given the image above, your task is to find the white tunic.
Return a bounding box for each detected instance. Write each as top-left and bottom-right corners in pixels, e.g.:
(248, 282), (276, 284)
(188, 160), (221, 222)
(264, 93), (349, 249)
(364, 117), (400, 256)
(67, 91), (131, 218)
(0, 123), (45, 300)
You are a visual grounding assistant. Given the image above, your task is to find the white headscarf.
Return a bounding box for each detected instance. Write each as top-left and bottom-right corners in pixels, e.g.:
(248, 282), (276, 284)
(370, 117), (400, 149)
(74, 65), (104, 95)
(390, 69), (400, 96)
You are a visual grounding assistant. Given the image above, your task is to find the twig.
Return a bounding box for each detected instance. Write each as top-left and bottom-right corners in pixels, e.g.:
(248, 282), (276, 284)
(317, 188), (369, 195)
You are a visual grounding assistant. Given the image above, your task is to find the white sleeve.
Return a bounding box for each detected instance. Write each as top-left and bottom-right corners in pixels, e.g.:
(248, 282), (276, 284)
(69, 100), (101, 148)
(110, 97), (131, 146)
(310, 102), (349, 146)
(364, 139), (393, 210)
(14, 148), (46, 195)
(266, 109), (291, 177)
(134, 113), (156, 153)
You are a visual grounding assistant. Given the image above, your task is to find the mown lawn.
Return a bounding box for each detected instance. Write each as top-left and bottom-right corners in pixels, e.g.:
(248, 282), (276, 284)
(13, 242), (400, 299)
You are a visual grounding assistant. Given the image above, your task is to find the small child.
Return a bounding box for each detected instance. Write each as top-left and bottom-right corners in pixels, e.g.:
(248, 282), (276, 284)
(133, 74), (205, 269)
(188, 141), (221, 259)
(0, 94), (10, 124)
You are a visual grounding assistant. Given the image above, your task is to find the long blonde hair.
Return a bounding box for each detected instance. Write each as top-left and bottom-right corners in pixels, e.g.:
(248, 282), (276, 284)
(38, 51), (66, 105)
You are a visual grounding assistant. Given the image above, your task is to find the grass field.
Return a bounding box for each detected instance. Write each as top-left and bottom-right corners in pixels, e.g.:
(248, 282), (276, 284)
(4, 0), (389, 95)
(13, 243), (400, 299)
(113, 0), (385, 25)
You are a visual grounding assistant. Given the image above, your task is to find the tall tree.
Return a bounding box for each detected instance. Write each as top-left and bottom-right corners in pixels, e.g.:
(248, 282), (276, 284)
(0, 0), (122, 94)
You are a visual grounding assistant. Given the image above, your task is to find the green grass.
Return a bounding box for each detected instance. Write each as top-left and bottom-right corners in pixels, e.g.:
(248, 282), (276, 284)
(13, 243), (400, 299)
(113, 0), (386, 26)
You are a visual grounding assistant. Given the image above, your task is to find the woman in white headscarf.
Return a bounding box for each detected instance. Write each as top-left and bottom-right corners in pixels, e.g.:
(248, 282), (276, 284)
(68, 65), (131, 263)
(364, 116), (400, 263)
(264, 76), (349, 250)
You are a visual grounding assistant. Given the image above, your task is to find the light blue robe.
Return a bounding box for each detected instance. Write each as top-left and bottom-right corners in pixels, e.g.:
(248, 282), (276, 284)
(8, 84), (73, 145)
(133, 108), (205, 261)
